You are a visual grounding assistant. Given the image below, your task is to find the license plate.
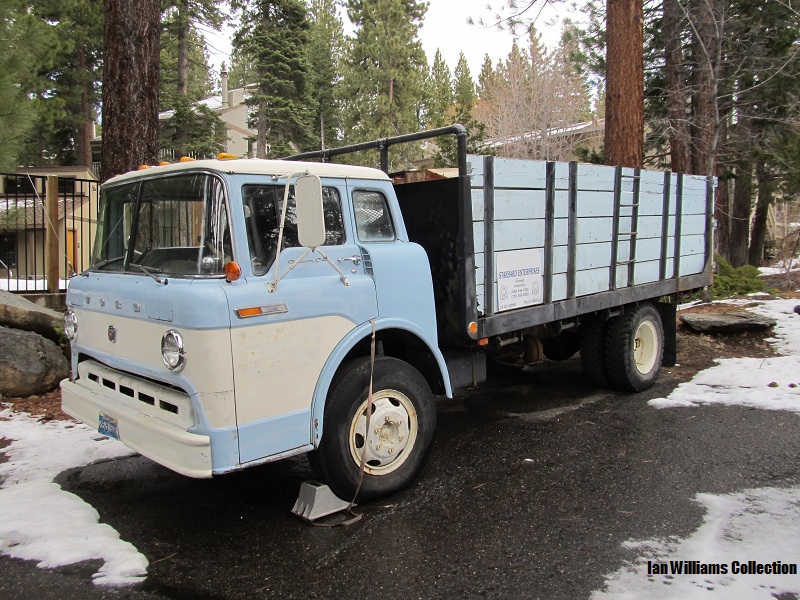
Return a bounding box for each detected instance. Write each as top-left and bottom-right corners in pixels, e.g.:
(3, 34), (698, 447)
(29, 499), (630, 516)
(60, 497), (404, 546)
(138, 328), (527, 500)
(98, 414), (120, 440)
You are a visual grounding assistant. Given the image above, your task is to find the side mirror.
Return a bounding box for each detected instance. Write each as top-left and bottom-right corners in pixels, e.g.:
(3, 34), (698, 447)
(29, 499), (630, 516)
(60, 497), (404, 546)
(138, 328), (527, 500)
(294, 174), (326, 249)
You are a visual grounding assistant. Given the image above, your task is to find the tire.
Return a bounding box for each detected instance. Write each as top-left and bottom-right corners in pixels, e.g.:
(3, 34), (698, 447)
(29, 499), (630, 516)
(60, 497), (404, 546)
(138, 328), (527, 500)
(580, 317), (612, 388)
(309, 357), (436, 502)
(605, 303), (664, 392)
(542, 331), (580, 361)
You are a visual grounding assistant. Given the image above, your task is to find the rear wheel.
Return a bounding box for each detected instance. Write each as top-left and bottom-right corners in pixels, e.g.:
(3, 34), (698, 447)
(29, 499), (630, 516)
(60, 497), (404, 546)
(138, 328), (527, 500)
(309, 357), (436, 501)
(605, 304), (664, 392)
(580, 318), (612, 388)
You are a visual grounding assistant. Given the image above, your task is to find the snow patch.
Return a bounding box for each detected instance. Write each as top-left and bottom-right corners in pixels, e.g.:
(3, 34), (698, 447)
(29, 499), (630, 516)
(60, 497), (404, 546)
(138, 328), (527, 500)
(652, 299), (800, 413)
(592, 486), (800, 599)
(0, 409), (147, 585)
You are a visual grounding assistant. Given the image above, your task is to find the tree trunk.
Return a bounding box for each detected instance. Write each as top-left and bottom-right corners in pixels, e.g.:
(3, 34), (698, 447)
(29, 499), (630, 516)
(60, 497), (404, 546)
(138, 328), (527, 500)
(688, 2), (716, 177)
(172, 0), (190, 158)
(713, 117), (729, 260)
(100, 0), (161, 182)
(747, 160), (773, 266)
(663, 0), (690, 173)
(76, 48), (93, 167)
(256, 99), (268, 159)
(604, 0), (644, 167)
(729, 163), (752, 268)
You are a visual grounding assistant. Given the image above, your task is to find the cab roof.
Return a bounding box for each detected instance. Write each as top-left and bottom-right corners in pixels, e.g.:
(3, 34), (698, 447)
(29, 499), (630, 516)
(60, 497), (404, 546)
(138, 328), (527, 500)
(105, 158), (391, 185)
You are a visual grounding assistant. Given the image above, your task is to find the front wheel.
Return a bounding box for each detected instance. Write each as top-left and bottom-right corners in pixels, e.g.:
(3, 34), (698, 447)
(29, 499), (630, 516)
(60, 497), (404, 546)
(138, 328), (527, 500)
(605, 303), (664, 392)
(309, 357), (436, 501)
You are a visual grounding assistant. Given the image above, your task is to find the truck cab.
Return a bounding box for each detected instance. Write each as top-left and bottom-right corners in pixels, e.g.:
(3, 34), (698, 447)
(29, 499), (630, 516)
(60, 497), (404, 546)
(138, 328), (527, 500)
(61, 158), (449, 501)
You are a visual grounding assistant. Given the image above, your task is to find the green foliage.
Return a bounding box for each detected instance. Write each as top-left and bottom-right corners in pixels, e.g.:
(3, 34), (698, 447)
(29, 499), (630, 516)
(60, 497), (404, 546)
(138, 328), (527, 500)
(160, 22), (216, 107)
(339, 0), (428, 170)
(426, 49), (453, 130)
(710, 255), (764, 298)
(14, 0), (103, 167)
(159, 0), (226, 158)
(233, 0), (316, 157)
(0, 2), (41, 170)
(432, 53), (488, 167)
(573, 145), (604, 165)
(307, 0), (346, 150)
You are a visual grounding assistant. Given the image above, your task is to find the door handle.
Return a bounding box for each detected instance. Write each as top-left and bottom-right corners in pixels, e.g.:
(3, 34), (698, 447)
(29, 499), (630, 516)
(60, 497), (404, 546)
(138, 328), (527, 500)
(337, 256), (362, 265)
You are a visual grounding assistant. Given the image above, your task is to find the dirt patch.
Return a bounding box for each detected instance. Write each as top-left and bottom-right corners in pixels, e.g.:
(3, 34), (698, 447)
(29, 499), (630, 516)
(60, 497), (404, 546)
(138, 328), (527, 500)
(670, 300), (781, 382)
(2, 388), (71, 422)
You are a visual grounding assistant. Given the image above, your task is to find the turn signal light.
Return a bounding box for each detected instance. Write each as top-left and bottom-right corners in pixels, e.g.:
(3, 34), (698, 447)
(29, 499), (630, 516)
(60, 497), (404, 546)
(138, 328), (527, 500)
(224, 261), (241, 282)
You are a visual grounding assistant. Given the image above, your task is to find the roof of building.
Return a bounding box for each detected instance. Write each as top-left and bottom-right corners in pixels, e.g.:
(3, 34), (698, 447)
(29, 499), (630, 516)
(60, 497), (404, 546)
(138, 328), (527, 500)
(106, 157), (391, 185)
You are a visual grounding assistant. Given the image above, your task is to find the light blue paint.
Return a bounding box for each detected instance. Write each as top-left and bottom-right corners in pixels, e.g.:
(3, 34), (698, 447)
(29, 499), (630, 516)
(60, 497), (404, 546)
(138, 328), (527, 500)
(494, 189), (546, 220)
(236, 409), (312, 465)
(576, 242), (613, 271)
(680, 253), (706, 276)
(493, 157), (547, 189)
(552, 273), (568, 301)
(472, 188), (485, 220)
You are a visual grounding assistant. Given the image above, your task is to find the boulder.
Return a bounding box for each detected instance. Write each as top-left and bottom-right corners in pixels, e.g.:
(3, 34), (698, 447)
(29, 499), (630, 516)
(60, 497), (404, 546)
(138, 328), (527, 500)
(0, 290), (64, 343)
(680, 311), (777, 333)
(0, 327), (69, 396)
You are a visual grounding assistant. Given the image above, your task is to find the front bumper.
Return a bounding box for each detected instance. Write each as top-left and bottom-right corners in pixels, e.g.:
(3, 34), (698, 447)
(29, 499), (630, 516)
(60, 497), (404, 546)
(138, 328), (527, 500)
(61, 360), (212, 478)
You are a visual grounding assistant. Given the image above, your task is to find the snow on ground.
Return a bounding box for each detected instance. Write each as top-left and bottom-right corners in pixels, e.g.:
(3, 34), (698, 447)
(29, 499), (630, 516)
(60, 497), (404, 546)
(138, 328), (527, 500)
(759, 262), (799, 276)
(595, 298), (800, 598)
(650, 299), (800, 412)
(0, 408), (147, 585)
(592, 486), (800, 599)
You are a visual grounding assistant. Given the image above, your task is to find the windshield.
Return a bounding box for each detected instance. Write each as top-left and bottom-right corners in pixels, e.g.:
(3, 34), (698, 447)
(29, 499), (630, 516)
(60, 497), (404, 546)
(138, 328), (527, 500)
(91, 173), (232, 277)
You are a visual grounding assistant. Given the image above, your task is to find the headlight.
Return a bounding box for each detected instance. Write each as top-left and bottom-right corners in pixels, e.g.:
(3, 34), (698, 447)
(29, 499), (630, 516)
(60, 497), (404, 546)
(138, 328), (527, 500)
(161, 329), (186, 371)
(64, 310), (78, 340)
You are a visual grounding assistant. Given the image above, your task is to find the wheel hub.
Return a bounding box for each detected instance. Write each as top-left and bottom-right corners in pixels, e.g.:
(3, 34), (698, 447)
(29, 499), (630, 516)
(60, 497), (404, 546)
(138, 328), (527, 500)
(633, 320), (658, 375)
(349, 391), (417, 475)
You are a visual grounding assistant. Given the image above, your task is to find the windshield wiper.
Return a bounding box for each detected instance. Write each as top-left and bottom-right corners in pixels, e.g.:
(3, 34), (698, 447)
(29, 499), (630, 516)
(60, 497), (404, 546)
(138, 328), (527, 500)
(90, 256), (125, 271)
(136, 264), (167, 285)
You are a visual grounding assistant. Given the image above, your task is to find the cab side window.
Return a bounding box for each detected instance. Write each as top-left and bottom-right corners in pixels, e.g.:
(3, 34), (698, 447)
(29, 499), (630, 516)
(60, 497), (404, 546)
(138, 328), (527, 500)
(353, 190), (395, 242)
(243, 185), (345, 276)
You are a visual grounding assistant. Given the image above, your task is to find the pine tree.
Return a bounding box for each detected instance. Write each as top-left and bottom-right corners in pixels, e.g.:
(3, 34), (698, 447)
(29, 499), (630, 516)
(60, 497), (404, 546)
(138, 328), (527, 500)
(233, 0), (315, 158)
(426, 49), (453, 129)
(20, 0), (103, 167)
(0, 1), (48, 171)
(433, 52), (487, 167)
(340, 0), (428, 169)
(160, 2), (226, 158)
(228, 45), (256, 89)
(477, 54), (495, 98)
(307, 0), (346, 150)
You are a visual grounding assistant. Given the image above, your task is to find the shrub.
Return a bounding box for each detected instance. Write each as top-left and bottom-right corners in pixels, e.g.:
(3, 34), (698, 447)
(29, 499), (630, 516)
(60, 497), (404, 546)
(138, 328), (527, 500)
(710, 255), (764, 298)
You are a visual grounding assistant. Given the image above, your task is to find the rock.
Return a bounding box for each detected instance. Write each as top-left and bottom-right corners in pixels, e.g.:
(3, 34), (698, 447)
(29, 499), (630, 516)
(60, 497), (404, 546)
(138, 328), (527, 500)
(0, 290), (64, 343)
(794, 305), (800, 315)
(0, 327), (69, 396)
(679, 311), (777, 332)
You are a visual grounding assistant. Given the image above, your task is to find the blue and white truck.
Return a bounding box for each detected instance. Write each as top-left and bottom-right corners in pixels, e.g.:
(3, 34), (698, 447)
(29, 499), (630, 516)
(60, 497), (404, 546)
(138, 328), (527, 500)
(61, 125), (713, 500)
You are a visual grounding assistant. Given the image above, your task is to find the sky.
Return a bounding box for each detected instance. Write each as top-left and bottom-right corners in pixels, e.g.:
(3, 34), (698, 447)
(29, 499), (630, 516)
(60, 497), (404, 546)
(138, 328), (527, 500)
(201, 0), (572, 84)
(0, 284), (798, 587)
